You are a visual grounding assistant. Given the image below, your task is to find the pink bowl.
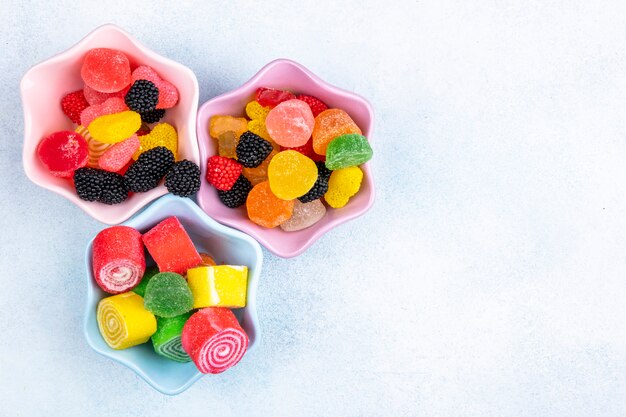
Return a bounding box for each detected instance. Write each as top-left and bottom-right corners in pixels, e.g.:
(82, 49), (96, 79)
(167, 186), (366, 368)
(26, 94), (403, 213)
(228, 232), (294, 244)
(21, 24), (199, 225)
(196, 59), (375, 258)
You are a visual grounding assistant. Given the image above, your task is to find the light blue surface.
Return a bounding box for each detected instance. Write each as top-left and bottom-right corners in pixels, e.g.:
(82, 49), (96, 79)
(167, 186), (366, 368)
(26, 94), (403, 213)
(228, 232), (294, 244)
(2, 1), (626, 416)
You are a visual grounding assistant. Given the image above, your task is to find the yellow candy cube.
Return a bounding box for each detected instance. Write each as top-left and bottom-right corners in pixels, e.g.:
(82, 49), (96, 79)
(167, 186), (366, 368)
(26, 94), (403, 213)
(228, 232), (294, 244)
(97, 292), (156, 350)
(187, 265), (248, 308)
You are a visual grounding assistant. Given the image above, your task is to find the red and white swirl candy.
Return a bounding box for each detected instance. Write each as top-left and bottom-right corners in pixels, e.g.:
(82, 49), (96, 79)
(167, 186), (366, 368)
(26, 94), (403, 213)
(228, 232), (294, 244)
(181, 308), (249, 374)
(92, 226), (145, 294)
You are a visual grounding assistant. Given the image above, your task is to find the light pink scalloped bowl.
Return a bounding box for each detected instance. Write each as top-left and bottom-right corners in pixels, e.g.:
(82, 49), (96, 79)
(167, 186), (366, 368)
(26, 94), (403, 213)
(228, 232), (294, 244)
(21, 24), (199, 225)
(196, 59), (375, 258)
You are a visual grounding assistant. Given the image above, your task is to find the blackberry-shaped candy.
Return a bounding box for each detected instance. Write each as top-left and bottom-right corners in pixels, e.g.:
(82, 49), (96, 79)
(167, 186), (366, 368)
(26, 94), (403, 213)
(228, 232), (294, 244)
(125, 79), (159, 113)
(235, 131), (273, 168)
(74, 167), (129, 204)
(218, 175), (252, 208)
(140, 108), (165, 124)
(124, 146), (175, 193)
(298, 161), (331, 203)
(165, 160), (201, 197)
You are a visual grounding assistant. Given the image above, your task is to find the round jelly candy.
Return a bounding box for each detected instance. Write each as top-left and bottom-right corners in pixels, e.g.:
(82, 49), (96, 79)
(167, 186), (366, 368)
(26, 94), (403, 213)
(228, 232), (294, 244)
(312, 109), (362, 156)
(209, 115), (248, 139)
(152, 313), (192, 362)
(88, 111), (141, 144)
(81, 48), (131, 93)
(143, 272), (194, 318)
(97, 292), (156, 350)
(265, 99), (315, 147)
(325, 133), (373, 170)
(267, 150), (318, 200)
(37, 130), (88, 178)
(133, 123), (178, 160)
(324, 166), (363, 208)
(246, 181), (294, 228)
(280, 199), (326, 232)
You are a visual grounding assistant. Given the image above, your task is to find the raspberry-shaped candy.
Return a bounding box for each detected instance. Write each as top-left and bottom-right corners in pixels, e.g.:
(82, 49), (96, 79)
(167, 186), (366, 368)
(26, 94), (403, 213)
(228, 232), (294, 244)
(206, 156), (242, 191)
(61, 90), (89, 124)
(296, 95), (328, 117)
(255, 87), (295, 107)
(217, 175), (252, 208)
(235, 131), (273, 168)
(125, 80), (159, 113)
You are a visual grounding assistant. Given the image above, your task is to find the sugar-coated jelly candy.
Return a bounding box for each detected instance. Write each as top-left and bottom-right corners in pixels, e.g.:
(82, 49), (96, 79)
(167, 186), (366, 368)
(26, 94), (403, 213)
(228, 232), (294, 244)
(131, 65), (179, 109)
(281, 138), (325, 162)
(267, 150), (318, 200)
(280, 199), (327, 232)
(142, 216), (202, 274)
(242, 149), (277, 186)
(187, 265), (248, 308)
(81, 48), (131, 93)
(246, 100), (271, 120)
(198, 253), (217, 267)
(324, 166), (363, 208)
(98, 134), (140, 172)
(255, 87), (296, 107)
(246, 181), (294, 228)
(76, 125), (110, 168)
(37, 130), (88, 178)
(325, 133), (373, 170)
(133, 122), (178, 160)
(88, 111), (141, 144)
(97, 292), (156, 350)
(133, 267), (159, 298)
(143, 272), (194, 318)
(92, 226), (145, 294)
(209, 115), (248, 139)
(83, 84), (130, 106)
(80, 97), (128, 127)
(265, 99), (315, 147)
(247, 119), (279, 150)
(217, 131), (239, 159)
(152, 313), (192, 362)
(312, 109), (362, 155)
(181, 308), (249, 374)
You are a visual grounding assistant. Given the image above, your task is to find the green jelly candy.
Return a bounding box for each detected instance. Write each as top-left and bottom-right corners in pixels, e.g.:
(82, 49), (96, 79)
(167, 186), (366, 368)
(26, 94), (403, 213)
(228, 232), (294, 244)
(151, 313), (192, 362)
(143, 272), (193, 318)
(133, 267), (159, 297)
(325, 134), (373, 170)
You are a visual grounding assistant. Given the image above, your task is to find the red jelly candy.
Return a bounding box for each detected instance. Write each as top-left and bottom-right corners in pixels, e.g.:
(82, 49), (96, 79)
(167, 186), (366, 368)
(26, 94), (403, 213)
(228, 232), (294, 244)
(37, 131), (89, 178)
(142, 216), (202, 275)
(81, 48), (131, 93)
(280, 138), (325, 162)
(83, 84), (130, 106)
(255, 87), (296, 107)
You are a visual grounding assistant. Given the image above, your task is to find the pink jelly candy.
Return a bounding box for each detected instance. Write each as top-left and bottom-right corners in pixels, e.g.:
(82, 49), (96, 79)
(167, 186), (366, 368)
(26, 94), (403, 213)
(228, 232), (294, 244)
(255, 87), (295, 107)
(37, 130), (88, 178)
(98, 135), (140, 172)
(81, 48), (131, 93)
(265, 99), (315, 147)
(83, 84), (130, 106)
(80, 97), (129, 127)
(131, 65), (179, 109)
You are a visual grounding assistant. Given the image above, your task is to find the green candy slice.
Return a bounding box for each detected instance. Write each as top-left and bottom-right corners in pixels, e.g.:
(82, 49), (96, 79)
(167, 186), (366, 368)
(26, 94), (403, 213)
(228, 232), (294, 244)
(133, 267), (159, 297)
(325, 134), (373, 170)
(152, 313), (192, 362)
(143, 272), (193, 318)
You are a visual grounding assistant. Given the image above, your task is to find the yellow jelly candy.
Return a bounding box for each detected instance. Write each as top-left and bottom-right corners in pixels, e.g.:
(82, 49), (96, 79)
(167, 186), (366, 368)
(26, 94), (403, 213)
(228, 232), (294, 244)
(247, 119), (279, 150)
(187, 265), (248, 308)
(217, 131), (239, 159)
(242, 149), (277, 186)
(245, 100), (271, 121)
(88, 111), (141, 144)
(209, 115), (248, 139)
(97, 292), (157, 350)
(268, 150), (318, 200)
(324, 166), (363, 208)
(133, 123), (178, 160)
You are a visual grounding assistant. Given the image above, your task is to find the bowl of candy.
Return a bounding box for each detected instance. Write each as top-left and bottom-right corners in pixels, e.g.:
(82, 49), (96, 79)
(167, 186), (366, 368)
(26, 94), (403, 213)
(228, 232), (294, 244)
(83, 194), (262, 395)
(21, 24), (200, 225)
(196, 59), (375, 258)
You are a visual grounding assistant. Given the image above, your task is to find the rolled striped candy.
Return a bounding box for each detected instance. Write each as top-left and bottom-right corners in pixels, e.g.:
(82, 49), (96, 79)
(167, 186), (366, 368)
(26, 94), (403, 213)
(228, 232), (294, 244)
(93, 226), (145, 294)
(181, 308), (249, 374)
(97, 292), (156, 350)
(151, 313), (192, 362)
(75, 125), (111, 168)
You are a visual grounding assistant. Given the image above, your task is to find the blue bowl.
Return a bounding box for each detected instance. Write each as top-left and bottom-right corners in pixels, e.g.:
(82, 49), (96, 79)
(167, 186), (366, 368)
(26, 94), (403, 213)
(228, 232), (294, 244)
(83, 195), (263, 395)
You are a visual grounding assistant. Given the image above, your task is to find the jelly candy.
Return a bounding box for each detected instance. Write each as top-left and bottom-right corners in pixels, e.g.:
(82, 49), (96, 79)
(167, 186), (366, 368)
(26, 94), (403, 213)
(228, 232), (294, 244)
(88, 111), (141, 144)
(198, 253), (217, 267)
(242, 149), (277, 186)
(245, 100), (271, 120)
(217, 131), (239, 159)
(246, 181), (294, 228)
(133, 267), (159, 297)
(37, 130), (88, 178)
(83, 84), (130, 106)
(280, 199), (327, 232)
(187, 265), (248, 308)
(143, 272), (194, 318)
(142, 216), (202, 274)
(81, 48), (131, 93)
(255, 87), (296, 107)
(312, 109), (362, 155)
(97, 292), (156, 350)
(152, 313), (192, 362)
(325, 133), (373, 170)
(92, 226), (145, 294)
(131, 65), (179, 109)
(80, 97), (129, 127)
(324, 166), (363, 208)
(75, 126), (110, 168)
(247, 119), (279, 150)
(209, 115), (248, 139)
(98, 134), (140, 172)
(61, 90), (89, 124)
(181, 308), (249, 374)
(281, 138), (325, 162)
(133, 123), (178, 160)
(267, 150), (318, 200)
(265, 99), (315, 147)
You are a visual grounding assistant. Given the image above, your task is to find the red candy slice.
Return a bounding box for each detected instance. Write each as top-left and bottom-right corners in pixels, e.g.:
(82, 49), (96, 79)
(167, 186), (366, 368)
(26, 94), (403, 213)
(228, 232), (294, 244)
(142, 216), (202, 275)
(98, 135), (140, 172)
(81, 48), (131, 93)
(37, 130), (88, 178)
(255, 87), (296, 108)
(61, 90), (89, 124)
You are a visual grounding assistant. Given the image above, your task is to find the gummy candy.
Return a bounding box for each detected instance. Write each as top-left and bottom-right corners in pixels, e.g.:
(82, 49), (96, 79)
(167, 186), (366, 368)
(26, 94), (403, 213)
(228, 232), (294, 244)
(80, 97), (129, 127)
(92, 226), (145, 294)
(209, 115), (248, 139)
(187, 265), (248, 308)
(76, 125), (111, 168)
(242, 149), (277, 186)
(181, 308), (249, 374)
(280, 199), (327, 232)
(255, 87), (296, 107)
(133, 267), (159, 297)
(324, 166), (363, 208)
(265, 99), (315, 147)
(152, 313), (192, 362)
(97, 292), (156, 350)
(325, 133), (373, 170)
(37, 130), (88, 178)
(281, 138), (325, 162)
(143, 272), (194, 318)
(133, 123), (178, 160)
(142, 216), (202, 274)
(246, 181), (294, 228)
(83, 84), (130, 106)
(81, 48), (131, 93)
(267, 150), (318, 200)
(312, 109), (362, 155)
(88, 111), (141, 144)
(198, 253), (217, 267)
(247, 119), (279, 150)
(217, 131), (239, 159)
(98, 135), (140, 172)
(131, 65), (179, 109)
(61, 90), (89, 124)
(245, 100), (271, 120)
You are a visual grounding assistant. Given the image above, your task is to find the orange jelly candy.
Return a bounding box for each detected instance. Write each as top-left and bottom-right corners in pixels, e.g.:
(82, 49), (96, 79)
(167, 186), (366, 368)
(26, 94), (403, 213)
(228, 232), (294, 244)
(198, 252), (217, 267)
(312, 109), (362, 156)
(209, 116), (248, 139)
(242, 149), (277, 186)
(246, 181), (294, 228)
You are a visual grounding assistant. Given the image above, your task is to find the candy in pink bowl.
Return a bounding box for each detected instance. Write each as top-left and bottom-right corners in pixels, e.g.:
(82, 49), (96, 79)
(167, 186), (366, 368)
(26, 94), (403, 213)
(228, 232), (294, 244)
(196, 59), (375, 258)
(21, 24), (199, 225)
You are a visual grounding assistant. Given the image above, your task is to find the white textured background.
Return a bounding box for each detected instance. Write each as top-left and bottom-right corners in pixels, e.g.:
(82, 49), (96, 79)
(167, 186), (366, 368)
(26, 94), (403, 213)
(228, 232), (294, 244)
(2, 0), (626, 415)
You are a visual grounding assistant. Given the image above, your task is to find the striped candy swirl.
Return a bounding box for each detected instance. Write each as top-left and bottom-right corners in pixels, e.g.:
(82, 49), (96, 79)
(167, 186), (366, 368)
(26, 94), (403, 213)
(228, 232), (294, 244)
(196, 328), (248, 374)
(97, 300), (127, 349)
(75, 125), (110, 167)
(155, 336), (190, 363)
